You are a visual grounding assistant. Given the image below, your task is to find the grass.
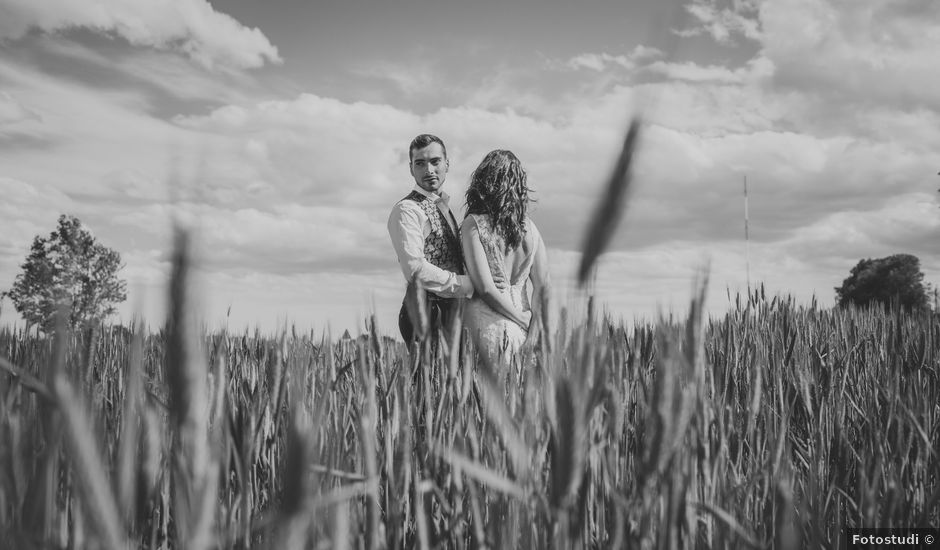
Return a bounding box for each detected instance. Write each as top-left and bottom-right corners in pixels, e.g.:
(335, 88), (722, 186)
(0, 260), (937, 548)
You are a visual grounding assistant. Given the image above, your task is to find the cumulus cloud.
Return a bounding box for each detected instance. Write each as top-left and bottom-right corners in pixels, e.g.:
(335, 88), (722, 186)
(0, 177), (74, 278)
(680, 0), (940, 109)
(108, 202), (392, 274)
(784, 192), (940, 263)
(678, 0), (763, 44)
(0, 53), (194, 197)
(30, 35), (261, 105)
(0, 176), (71, 208)
(101, 169), (165, 201)
(174, 94), (421, 210)
(201, 204), (390, 273)
(568, 53), (635, 72)
(645, 56), (774, 84)
(0, 0), (281, 70)
(763, 0), (940, 109)
(565, 45), (665, 72)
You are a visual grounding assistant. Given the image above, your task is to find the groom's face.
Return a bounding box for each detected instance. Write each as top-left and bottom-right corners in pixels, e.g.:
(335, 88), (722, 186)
(410, 143), (448, 194)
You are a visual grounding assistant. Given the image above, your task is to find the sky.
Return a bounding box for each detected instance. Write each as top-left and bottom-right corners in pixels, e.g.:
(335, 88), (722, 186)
(0, 0), (938, 336)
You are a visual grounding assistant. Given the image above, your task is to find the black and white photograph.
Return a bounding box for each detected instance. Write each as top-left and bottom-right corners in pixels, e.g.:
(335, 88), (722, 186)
(0, 0), (938, 547)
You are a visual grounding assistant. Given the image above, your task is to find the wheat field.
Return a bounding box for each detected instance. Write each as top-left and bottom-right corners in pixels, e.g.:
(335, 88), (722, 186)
(0, 230), (937, 549)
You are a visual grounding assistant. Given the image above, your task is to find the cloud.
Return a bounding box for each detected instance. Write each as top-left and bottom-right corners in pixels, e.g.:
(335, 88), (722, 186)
(679, 0), (762, 44)
(101, 169), (165, 201)
(0, 0), (281, 70)
(544, 240), (834, 323)
(29, 35), (261, 106)
(352, 61), (438, 98)
(568, 53), (635, 72)
(681, 0), (940, 110)
(564, 45), (665, 73)
(0, 52), (193, 196)
(645, 56), (774, 84)
(0, 89), (49, 150)
(145, 203), (391, 275)
(0, 176), (72, 209)
(2, 2), (939, 332)
(784, 192), (940, 264)
(187, 268), (407, 336)
(174, 94), (421, 210)
(0, 176), (74, 276)
(4, 45), (936, 266)
(0, 91), (39, 125)
(763, 0), (940, 109)
(137, 76), (940, 326)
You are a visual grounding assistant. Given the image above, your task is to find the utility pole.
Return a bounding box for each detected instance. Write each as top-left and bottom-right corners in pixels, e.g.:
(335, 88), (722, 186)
(744, 174), (750, 290)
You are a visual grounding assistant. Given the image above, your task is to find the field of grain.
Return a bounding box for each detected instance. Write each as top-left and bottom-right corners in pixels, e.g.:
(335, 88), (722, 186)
(0, 233), (937, 549)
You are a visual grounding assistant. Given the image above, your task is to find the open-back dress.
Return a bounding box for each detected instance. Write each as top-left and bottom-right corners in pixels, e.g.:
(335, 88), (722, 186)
(463, 214), (539, 364)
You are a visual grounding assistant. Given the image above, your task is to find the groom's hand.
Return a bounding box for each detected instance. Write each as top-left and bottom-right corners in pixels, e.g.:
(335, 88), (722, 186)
(523, 322), (540, 349)
(519, 310), (532, 329)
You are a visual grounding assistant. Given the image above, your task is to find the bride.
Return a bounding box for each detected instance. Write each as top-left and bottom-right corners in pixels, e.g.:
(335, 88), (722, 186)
(461, 149), (550, 367)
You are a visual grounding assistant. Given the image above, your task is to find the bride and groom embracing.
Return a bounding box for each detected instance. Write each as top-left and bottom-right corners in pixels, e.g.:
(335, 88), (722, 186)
(387, 133), (550, 365)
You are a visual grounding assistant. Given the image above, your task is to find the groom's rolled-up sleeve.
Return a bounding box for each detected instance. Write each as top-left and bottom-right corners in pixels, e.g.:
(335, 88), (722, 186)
(387, 202), (474, 299)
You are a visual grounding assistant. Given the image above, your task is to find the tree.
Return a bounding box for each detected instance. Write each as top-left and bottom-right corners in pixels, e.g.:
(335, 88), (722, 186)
(835, 253), (929, 311)
(1, 214), (127, 332)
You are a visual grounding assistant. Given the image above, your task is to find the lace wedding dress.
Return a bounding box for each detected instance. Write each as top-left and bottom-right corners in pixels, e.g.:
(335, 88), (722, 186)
(463, 214), (537, 365)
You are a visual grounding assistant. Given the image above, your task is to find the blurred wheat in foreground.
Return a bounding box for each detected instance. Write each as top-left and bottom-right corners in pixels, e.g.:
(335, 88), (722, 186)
(0, 231), (938, 549)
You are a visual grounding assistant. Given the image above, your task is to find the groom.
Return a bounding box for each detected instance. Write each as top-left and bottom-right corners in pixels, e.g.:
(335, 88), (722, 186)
(387, 134), (473, 344)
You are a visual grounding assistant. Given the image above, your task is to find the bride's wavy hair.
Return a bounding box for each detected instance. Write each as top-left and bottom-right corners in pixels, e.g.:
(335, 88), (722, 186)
(465, 149), (532, 250)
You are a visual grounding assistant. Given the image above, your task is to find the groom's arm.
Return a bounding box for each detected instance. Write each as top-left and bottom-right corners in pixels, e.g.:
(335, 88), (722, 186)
(388, 202), (474, 298)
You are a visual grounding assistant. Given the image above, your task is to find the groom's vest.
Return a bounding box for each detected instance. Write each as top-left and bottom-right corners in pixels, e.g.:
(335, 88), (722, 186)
(401, 191), (464, 276)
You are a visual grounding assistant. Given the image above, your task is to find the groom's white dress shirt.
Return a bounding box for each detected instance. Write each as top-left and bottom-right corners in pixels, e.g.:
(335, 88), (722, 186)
(387, 185), (474, 298)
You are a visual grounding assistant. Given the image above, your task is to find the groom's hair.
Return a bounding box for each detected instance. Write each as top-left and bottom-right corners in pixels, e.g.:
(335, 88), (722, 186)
(409, 134), (447, 162)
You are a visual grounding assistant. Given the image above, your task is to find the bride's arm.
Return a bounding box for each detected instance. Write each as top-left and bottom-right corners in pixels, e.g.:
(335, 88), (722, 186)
(526, 222), (552, 344)
(461, 217), (530, 329)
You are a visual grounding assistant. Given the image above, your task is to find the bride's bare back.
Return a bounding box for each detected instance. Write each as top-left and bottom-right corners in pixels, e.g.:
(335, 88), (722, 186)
(461, 214), (549, 365)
